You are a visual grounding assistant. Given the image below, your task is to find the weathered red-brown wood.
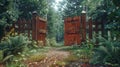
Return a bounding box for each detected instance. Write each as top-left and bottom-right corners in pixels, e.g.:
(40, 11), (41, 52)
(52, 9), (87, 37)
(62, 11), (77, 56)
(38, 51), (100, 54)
(32, 15), (36, 40)
(81, 13), (86, 41)
(32, 15), (47, 45)
(64, 16), (82, 46)
(64, 13), (107, 46)
(13, 14), (47, 45)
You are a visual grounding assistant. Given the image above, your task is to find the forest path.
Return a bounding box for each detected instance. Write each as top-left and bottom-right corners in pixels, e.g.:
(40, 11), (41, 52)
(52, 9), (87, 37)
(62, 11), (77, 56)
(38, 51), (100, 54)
(27, 47), (70, 67)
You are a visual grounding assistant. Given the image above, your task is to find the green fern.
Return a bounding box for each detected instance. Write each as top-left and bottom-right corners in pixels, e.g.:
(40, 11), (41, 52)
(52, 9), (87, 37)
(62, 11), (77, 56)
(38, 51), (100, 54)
(0, 34), (29, 63)
(2, 55), (13, 62)
(90, 37), (120, 66)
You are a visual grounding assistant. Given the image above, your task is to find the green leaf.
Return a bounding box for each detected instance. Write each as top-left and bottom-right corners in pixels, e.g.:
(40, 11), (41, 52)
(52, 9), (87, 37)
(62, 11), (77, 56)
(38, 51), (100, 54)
(2, 55), (13, 62)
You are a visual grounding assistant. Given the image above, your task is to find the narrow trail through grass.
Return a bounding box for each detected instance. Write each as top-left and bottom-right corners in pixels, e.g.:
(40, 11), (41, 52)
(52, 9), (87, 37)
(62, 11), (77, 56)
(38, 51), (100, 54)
(25, 46), (93, 67)
(26, 47), (71, 67)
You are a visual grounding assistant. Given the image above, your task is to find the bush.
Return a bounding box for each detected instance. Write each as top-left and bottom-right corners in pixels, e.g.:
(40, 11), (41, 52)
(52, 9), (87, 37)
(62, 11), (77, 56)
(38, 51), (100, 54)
(90, 37), (120, 67)
(46, 38), (57, 47)
(0, 34), (29, 62)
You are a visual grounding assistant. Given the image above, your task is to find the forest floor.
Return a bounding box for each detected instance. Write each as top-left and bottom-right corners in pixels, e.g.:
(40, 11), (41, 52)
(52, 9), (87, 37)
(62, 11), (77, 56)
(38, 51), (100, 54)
(25, 46), (92, 67)
(26, 47), (71, 67)
(0, 46), (106, 67)
(0, 46), (105, 67)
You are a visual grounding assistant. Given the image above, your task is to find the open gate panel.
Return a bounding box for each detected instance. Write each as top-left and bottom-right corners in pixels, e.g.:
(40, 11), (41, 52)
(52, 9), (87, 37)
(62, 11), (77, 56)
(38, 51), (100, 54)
(64, 16), (82, 46)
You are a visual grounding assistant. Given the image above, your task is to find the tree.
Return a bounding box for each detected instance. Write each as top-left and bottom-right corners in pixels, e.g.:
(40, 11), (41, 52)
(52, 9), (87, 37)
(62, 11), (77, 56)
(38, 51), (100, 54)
(82, 0), (120, 40)
(0, 0), (19, 39)
(107, 0), (120, 40)
(0, 0), (48, 39)
(54, 12), (64, 42)
(47, 7), (56, 38)
(47, 0), (64, 42)
(16, 0), (48, 19)
(112, 0), (120, 7)
(61, 0), (83, 18)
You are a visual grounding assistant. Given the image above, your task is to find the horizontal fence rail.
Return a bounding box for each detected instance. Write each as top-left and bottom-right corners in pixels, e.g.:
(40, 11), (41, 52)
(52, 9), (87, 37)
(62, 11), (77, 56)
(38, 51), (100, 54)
(13, 15), (47, 45)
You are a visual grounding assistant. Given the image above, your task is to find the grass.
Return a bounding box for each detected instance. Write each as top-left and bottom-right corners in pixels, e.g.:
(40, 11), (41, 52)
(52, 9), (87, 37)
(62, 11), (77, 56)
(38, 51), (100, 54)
(55, 61), (67, 66)
(3, 44), (93, 67)
(24, 46), (50, 62)
(6, 62), (26, 67)
(27, 54), (46, 62)
(4, 46), (51, 67)
(59, 45), (81, 51)
(50, 60), (67, 67)
(0, 50), (3, 61)
(64, 54), (79, 62)
(59, 45), (93, 64)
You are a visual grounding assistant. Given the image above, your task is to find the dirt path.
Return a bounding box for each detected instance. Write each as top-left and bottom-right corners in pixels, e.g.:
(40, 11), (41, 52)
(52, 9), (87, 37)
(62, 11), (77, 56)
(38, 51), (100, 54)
(27, 48), (70, 67)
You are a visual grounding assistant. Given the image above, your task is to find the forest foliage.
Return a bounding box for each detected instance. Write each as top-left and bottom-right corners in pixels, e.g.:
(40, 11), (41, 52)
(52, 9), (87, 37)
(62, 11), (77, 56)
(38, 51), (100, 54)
(0, 0), (120, 41)
(0, 0), (120, 66)
(59, 0), (120, 39)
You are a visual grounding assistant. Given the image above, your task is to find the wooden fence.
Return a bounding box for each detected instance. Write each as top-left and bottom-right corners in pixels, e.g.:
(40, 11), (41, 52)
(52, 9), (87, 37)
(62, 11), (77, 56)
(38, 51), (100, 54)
(13, 19), (32, 37)
(13, 14), (47, 45)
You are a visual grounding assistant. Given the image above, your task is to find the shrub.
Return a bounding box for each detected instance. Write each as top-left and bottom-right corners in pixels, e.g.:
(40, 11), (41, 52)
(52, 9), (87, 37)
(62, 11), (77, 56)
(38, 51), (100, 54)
(46, 38), (57, 47)
(90, 37), (120, 67)
(0, 34), (29, 62)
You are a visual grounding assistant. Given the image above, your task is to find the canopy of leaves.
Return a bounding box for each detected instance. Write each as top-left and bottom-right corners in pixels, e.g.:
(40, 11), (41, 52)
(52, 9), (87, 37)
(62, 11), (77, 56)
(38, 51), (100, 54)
(59, 0), (83, 18)
(17, 0), (48, 19)
(0, 0), (48, 39)
(82, 0), (120, 38)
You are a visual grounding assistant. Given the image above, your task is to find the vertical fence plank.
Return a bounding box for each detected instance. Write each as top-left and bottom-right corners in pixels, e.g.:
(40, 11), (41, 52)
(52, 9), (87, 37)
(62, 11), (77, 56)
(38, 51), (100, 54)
(28, 20), (31, 38)
(23, 18), (26, 33)
(32, 14), (36, 40)
(18, 19), (21, 34)
(101, 22), (104, 37)
(13, 23), (15, 35)
(95, 22), (99, 45)
(81, 14), (86, 42)
(95, 22), (98, 34)
(89, 19), (92, 39)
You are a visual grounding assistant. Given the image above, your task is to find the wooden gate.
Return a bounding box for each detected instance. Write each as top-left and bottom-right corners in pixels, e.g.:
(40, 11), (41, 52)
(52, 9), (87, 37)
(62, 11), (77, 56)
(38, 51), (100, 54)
(64, 14), (105, 46)
(64, 13), (90, 46)
(32, 14), (47, 45)
(13, 14), (47, 45)
(64, 16), (84, 46)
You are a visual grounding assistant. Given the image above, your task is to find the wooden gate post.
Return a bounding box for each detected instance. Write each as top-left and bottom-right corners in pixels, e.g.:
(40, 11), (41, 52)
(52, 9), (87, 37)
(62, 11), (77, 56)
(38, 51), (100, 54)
(32, 11), (37, 40)
(32, 11), (47, 46)
(81, 12), (86, 42)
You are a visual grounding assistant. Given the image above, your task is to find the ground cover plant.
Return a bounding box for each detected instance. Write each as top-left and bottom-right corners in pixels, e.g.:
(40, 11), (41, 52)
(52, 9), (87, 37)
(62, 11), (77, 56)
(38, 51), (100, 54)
(91, 37), (120, 67)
